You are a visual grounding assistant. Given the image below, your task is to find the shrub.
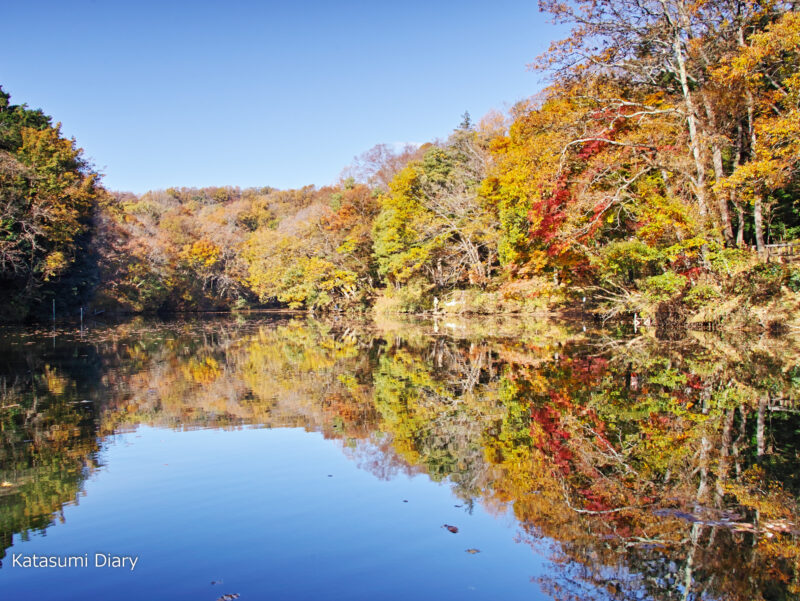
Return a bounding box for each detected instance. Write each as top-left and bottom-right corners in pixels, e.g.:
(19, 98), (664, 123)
(684, 283), (722, 308)
(642, 272), (687, 303)
(375, 280), (433, 314)
(708, 248), (753, 276)
(596, 240), (664, 284)
(743, 263), (785, 300)
(787, 267), (800, 293)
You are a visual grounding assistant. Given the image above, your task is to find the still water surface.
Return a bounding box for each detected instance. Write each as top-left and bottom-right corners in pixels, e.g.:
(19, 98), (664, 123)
(0, 316), (798, 600)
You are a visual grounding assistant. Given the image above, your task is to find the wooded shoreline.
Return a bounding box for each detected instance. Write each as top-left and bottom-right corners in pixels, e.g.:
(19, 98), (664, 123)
(2, 4), (799, 328)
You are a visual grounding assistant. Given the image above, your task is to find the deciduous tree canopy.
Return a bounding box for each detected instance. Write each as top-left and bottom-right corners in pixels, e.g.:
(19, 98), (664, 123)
(2, 2), (799, 323)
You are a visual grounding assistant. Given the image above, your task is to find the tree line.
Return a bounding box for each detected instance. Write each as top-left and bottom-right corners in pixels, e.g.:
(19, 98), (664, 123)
(1, 0), (799, 322)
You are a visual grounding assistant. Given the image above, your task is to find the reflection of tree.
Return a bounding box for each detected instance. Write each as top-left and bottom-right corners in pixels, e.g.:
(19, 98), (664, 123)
(372, 339), (504, 501)
(482, 332), (800, 601)
(97, 320), (380, 438)
(0, 342), (99, 562)
(353, 321), (800, 600)
(0, 318), (798, 598)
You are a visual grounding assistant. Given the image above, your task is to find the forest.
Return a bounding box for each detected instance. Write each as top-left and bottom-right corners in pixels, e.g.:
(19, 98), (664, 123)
(1, 0), (799, 327)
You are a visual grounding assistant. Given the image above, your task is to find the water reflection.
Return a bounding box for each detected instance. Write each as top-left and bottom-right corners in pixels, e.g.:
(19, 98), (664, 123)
(0, 316), (798, 600)
(0, 333), (101, 563)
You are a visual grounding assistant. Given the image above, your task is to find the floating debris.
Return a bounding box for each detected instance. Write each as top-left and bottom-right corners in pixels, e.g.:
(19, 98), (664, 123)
(651, 507), (798, 535)
(465, 548), (480, 554)
(442, 524), (459, 533)
(653, 509), (699, 523)
(764, 519), (795, 533)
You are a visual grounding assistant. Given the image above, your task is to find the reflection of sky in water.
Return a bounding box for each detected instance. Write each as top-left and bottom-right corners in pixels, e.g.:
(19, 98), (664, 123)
(1, 426), (546, 600)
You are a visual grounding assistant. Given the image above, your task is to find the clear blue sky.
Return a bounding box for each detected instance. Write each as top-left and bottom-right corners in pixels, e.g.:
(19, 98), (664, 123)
(1, 0), (558, 193)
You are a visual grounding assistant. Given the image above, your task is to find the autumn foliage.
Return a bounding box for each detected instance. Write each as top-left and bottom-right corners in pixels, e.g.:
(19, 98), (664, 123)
(2, 3), (800, 320)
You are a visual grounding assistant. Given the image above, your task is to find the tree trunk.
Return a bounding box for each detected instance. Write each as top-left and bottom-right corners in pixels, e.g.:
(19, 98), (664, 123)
(738, 25), (765, 252)
(754, 196), (766, 252)
(733, 123), (746, 246)
(715, 151), (734, 244)
(736, 200), (745, 246)
(668, 13), (709, 217)
(702, 94), (734, 243)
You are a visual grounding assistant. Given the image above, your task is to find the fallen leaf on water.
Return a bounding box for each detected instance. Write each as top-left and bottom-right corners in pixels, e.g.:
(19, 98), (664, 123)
(465, 548), (480, 554)
(442, 524), (458, 533)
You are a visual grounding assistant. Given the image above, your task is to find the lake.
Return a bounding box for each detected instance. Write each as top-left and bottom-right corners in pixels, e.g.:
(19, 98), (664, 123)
(1, 315), (798, 600)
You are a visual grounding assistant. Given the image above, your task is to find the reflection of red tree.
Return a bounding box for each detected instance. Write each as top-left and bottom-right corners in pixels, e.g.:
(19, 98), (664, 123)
(531, 403), (573, 473)
(570, 357), (608, 384)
